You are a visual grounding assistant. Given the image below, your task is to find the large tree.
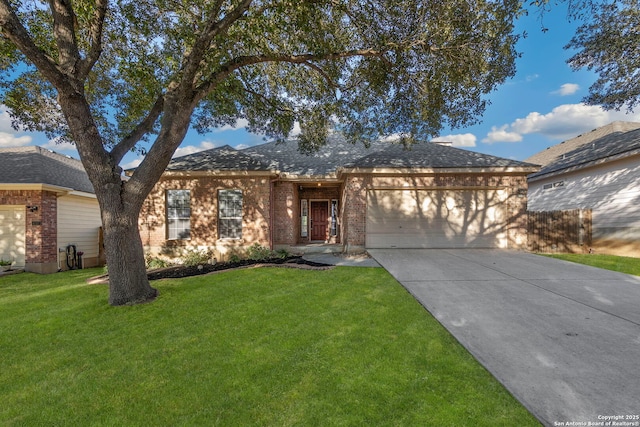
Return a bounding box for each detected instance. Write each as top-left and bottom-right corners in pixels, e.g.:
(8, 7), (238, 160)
(0, 0), (521, 305)
(563, 0), (640, 111)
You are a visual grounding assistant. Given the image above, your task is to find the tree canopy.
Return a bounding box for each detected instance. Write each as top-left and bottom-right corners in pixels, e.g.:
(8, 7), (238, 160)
(564, 0), (640, 111)
(1, 0), (522, 305)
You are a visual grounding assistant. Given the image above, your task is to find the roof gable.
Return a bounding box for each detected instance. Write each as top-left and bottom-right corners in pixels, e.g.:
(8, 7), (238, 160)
(0, 146), (94, 193)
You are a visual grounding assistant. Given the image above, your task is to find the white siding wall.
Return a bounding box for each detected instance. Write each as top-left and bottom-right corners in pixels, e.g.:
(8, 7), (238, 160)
(57, 194), (102, 266)
(528, 155), (640, 242)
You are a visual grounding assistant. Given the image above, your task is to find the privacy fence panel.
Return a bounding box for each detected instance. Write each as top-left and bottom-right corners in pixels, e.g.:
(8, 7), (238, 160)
(528, 209), (592, 253)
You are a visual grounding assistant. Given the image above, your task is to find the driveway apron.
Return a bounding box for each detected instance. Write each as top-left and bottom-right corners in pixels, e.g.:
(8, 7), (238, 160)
(369, 249), (640, 427)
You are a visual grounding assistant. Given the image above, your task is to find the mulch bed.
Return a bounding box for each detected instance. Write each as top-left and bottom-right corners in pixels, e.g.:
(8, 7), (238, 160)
(87, 256), (333, 284)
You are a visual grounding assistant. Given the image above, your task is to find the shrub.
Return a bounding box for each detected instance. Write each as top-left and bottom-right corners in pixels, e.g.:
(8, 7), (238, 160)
(275, 249), (289, 259)
(246, 244), (272, 261)
(182, 249), (212, 267)
(145, 256), (171, 270)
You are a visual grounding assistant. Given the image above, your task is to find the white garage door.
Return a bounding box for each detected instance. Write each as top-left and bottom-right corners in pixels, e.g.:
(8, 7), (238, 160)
(0, 206), (26, 267)
(366, 189), (507, 249)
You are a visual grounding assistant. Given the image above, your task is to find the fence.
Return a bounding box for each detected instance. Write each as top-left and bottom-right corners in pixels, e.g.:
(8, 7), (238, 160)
(528, 209), (592, 253)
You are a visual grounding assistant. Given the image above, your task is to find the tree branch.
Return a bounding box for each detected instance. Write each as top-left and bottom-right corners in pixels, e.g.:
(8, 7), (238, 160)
(48, 0), (81, 76)
(78, 0), (108, 79)
(302, 61), (341, 88)
(182, 0), (253, 88)
(194, 48), (387, 101)
(111, 94), (165, 165)
(0, 0), (68, 88)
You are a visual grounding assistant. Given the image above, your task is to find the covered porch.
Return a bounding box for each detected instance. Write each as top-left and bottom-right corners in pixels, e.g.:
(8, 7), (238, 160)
(271, 179), (344, 250)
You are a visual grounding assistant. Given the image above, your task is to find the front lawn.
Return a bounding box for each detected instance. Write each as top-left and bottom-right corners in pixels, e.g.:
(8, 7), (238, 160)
(543, 253), (640, 276)
(0, 267), (538, 426)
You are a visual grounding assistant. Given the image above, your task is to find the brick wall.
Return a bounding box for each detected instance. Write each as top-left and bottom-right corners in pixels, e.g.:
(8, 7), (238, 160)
(0, 190), (58, 272)
(139, 176), (271, 259)
(272, 181), (296, 245)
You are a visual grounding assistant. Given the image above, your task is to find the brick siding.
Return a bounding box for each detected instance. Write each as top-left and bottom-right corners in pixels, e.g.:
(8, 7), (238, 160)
(139, 176), (271, 259)
(0, 189), (58, 268)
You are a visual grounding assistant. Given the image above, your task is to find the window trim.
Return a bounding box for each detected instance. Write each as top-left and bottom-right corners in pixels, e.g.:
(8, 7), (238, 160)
(218, 189), (243, 240)
(166, 189), (191, 240)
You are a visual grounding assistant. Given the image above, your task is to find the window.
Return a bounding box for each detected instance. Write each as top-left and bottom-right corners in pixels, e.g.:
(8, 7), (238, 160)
(219, 190), (243, 239)
(330, 199), (338, 236)
(301, 200), (308, 237)
(167, 190), (190, 240)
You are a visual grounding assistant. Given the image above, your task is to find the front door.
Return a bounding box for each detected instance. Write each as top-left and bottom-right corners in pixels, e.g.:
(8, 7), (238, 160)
(310, 201), (329, 241)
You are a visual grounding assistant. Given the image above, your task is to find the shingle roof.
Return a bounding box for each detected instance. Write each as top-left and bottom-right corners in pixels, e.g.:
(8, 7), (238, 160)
(527, 123), (640, 181)
(242, 133), (388, 176)
(166, 145), (270, 171)
(0, 146), (94, 193)
(344, 141), (531, 169)
(164, 133), (537, 176)
(525, 121), (640, 167)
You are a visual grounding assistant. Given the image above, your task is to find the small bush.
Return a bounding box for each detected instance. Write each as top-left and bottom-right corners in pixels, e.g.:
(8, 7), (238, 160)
(246, 244), (272, 261)
(182, 249), (212, 267)
(275, 249), (289, 259)
(145, 256), (171, 270)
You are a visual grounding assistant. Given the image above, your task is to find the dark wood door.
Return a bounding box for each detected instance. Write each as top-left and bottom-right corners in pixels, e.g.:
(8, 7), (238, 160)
(310, 201), (329, 241)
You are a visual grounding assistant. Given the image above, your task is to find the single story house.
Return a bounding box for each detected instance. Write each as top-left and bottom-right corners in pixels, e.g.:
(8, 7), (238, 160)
(526, 121), (640, 257)
(139, 134), (538, 260)
(0, 146), (103, 273)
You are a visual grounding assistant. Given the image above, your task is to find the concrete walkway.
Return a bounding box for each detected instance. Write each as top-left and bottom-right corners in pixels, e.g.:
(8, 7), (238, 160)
(369, 249), (640, 427)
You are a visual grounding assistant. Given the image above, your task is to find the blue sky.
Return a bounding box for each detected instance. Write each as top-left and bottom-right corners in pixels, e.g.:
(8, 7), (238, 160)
(2, 5), (639, 168)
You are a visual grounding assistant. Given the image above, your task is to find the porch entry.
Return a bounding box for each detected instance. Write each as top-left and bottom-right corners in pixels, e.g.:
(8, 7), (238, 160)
(310, 201), (329, 241)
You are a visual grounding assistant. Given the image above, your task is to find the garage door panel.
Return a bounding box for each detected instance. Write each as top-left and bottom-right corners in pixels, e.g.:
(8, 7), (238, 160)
(0, 206), (26, 267)
(366, 190), (506, 249)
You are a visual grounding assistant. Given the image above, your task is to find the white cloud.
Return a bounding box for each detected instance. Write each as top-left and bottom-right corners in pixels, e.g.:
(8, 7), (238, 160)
(482, 125), (523, 144)
(121, 158), (142, 170)
(212, 118), (250, 133)
(0, 107), (13, 132)
(173, 140), (217, 158)
(288, 122), (301, 137)
(0, 106), (33, 147)
(40, 138), (77, 153)
(483, 103), (640, 144)
(0, 132), (32, 147)
(433, 133), (477, 147)
(552, 83), (580, 96)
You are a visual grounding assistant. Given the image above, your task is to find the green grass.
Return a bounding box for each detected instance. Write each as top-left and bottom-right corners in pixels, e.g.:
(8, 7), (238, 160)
(543, 253), (640, 276)
(0, 267), (539, 426)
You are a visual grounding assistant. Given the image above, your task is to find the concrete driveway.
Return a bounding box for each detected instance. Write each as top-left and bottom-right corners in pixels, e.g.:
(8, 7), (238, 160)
(369, 249), (640, 427)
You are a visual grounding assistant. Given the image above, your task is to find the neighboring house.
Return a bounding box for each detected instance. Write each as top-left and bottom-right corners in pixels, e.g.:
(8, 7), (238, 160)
(139, 134), (537, 260)
(0, 146), (103, 273)
(526, 121), (640, 257)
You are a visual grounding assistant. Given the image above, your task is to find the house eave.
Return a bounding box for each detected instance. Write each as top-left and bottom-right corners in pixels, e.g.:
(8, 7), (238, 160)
(0, 183), (76, 194)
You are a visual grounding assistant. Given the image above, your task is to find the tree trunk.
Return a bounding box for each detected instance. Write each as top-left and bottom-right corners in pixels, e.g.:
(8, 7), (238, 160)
(102, 206), (158, 306)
